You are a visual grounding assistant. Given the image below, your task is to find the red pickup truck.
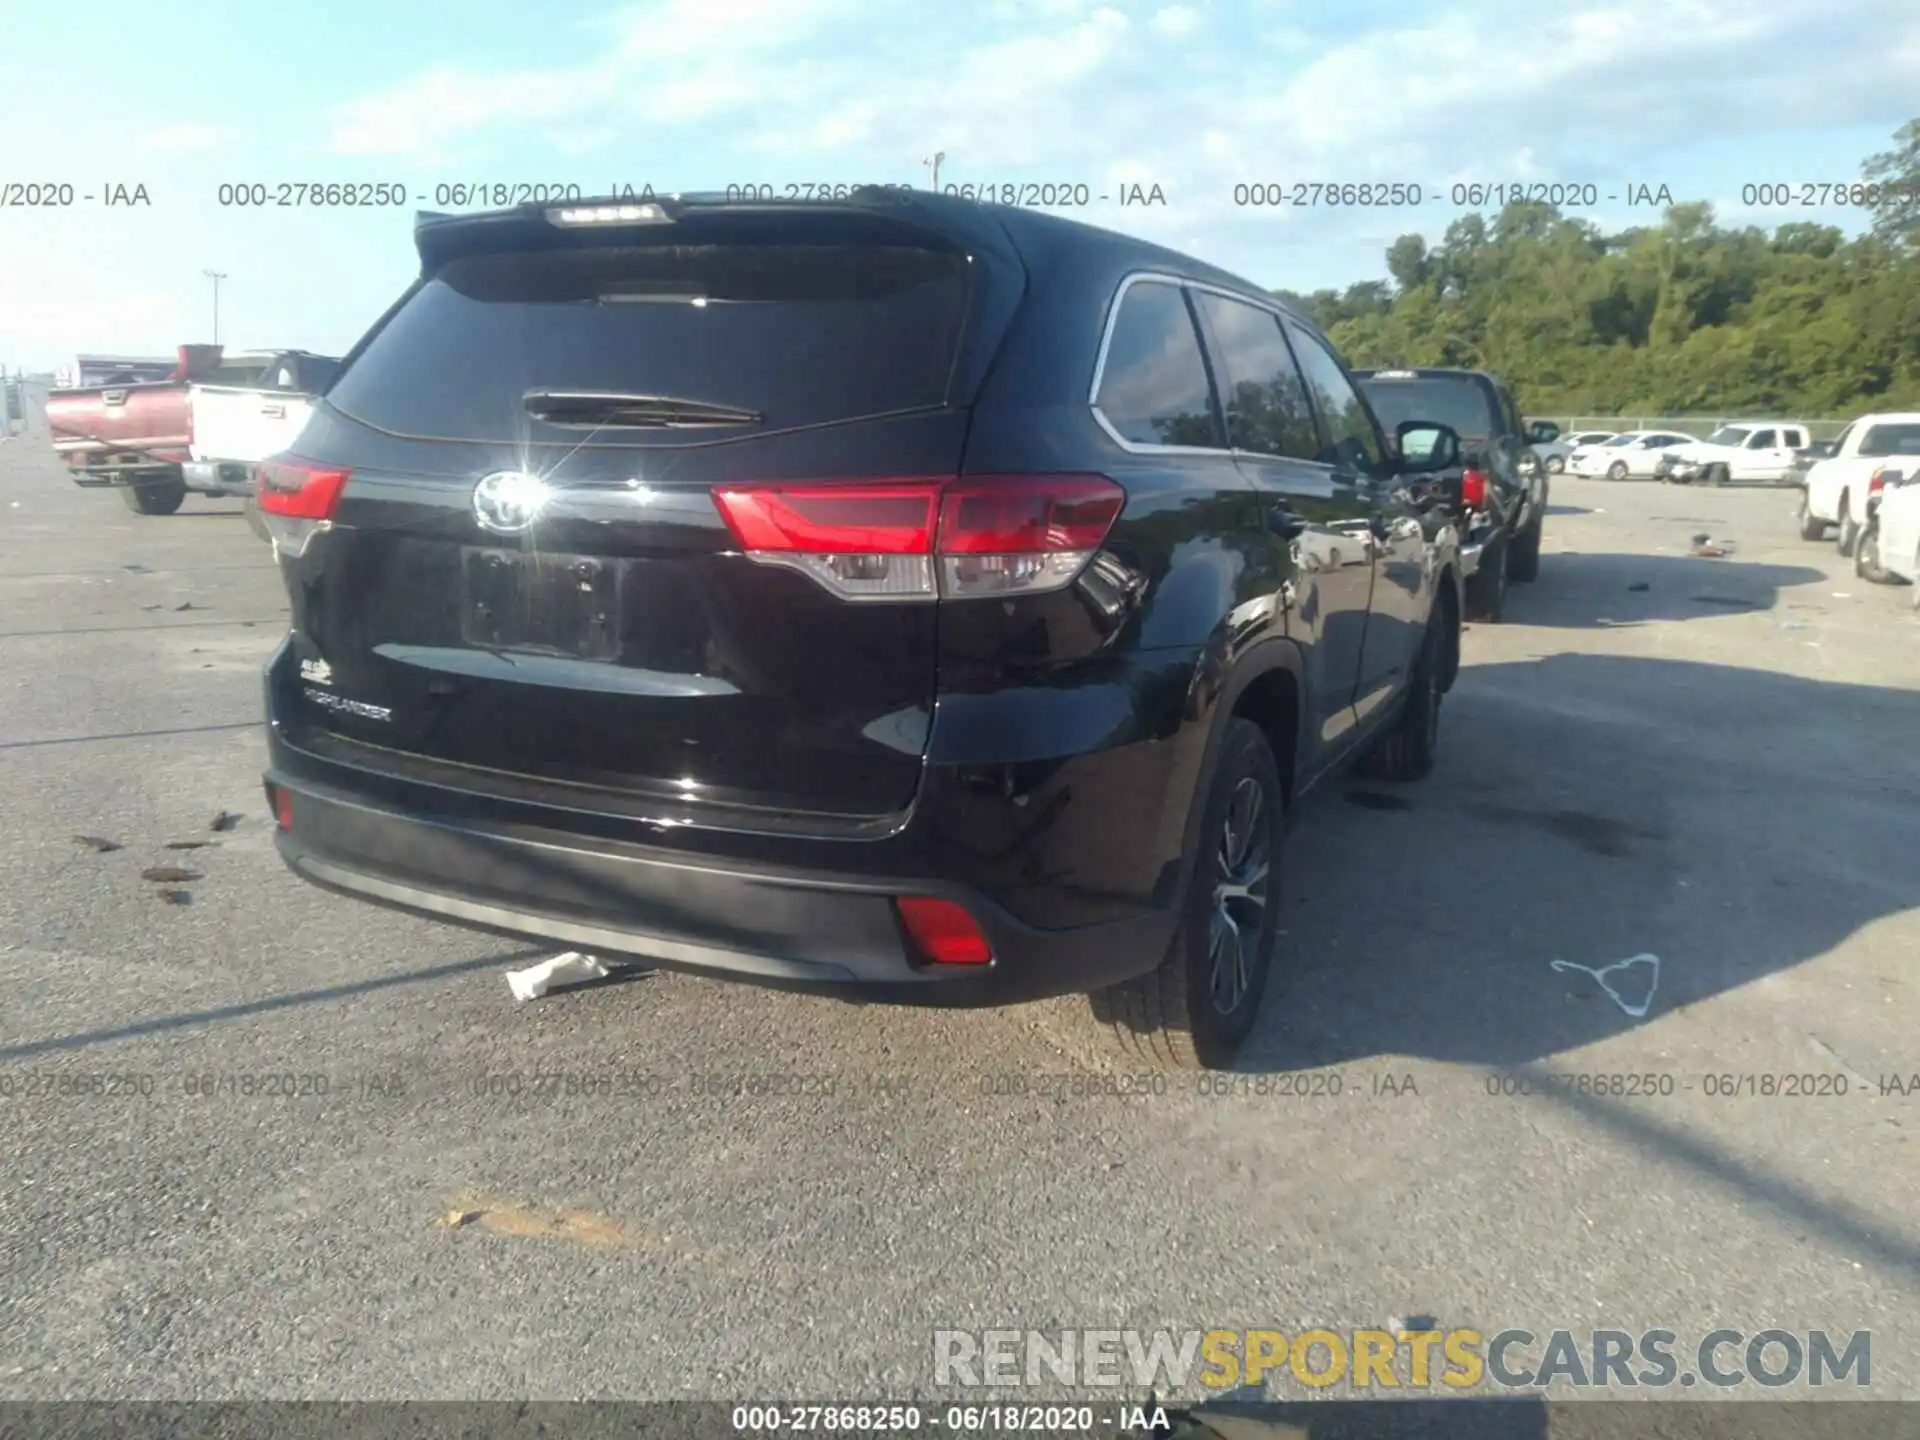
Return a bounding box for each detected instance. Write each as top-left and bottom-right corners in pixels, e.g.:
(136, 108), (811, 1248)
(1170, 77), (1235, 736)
(45, 345), (271, 514)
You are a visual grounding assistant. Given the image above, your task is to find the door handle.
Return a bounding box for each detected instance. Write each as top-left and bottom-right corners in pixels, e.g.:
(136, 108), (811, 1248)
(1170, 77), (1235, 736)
(259, 403), (286, 418)
(102, 390), (127, 406)
(1266, 505), (1307, 540)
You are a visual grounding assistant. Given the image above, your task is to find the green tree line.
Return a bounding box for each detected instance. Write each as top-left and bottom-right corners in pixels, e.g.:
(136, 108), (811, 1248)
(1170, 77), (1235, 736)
(1277, 120), (1920, 417)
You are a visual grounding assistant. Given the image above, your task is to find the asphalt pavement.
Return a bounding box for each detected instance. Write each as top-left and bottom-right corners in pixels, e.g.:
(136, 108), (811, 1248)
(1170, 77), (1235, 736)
(2, 401), (1916, 1405)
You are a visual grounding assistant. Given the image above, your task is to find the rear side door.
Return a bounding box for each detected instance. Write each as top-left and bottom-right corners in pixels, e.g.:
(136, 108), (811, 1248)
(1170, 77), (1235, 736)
(273, 209), (1005, 819)
(1188, 290), (1373, 750)
(1282, 318), (1422, 733)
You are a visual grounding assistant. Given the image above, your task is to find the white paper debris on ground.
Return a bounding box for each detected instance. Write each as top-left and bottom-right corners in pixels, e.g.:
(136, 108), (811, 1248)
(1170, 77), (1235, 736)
(1551, 953), (1660, 1018)
(506, 951), (611, 1001)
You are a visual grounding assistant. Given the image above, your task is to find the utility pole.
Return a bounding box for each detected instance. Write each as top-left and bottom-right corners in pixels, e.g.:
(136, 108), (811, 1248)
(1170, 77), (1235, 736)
(922, 152), (946, 194)
(203, 269), (227, 345)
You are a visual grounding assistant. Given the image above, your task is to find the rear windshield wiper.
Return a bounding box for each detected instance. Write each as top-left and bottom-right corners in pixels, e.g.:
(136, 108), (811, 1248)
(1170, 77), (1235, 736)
(522, 390), (763, 429)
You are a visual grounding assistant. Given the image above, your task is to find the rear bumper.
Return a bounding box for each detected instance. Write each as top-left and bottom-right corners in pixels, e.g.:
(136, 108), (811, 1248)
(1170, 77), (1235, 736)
(267, 773), (1173, 1006)
(259, 635), (1205, 1007)
(183, 460), (253, 496)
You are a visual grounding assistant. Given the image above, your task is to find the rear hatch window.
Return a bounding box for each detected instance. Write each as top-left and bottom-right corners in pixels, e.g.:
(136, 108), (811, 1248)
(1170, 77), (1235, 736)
(1355, 373), (1497, 450)
(325, 242), (972, 444)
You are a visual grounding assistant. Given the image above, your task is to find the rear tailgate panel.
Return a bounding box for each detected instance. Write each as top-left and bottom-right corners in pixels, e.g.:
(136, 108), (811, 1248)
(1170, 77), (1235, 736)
(45, 383), (192, 464)
(275, 200), (1024, 822)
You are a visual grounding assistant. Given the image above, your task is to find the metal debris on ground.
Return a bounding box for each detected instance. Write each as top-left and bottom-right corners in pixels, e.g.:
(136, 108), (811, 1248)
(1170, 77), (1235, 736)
(1627, 582), (1650, 592)
(73, 835), (123, 852)
(174, 601), (200, 611)
(210, 811), (242, 832)
(506, 951), (612, 1001)
(141, 866), (203, 883)
(156, 890), (192, 905)
(164, 840), (218, 850)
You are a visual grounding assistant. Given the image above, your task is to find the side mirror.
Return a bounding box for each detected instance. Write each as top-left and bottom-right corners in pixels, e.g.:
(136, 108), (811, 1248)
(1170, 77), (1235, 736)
(1397, 420), (1462, 473)
(1527, 421), (1561, 444)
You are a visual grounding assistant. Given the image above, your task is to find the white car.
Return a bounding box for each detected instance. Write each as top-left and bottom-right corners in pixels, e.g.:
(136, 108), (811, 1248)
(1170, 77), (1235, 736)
(1660, 421), (1810, 485)
(1564, 430), (1694, 480)
(1853, 466), (1920, 597)
(1797, 412), (1920, 554)
(1532, 429), (1615, 474)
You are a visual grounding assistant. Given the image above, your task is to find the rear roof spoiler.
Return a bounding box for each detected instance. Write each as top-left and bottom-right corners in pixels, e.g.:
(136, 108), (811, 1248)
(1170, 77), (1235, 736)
(410, 189), (1024, 274)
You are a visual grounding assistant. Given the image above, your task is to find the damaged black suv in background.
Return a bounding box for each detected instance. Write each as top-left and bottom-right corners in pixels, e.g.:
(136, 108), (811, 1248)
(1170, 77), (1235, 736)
(1352, 366), (1548, 622)
(256, 190), (1465, 1069)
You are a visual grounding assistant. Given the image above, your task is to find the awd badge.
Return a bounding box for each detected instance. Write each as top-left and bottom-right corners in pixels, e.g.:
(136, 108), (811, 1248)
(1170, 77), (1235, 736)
(299, 657), (333, 686)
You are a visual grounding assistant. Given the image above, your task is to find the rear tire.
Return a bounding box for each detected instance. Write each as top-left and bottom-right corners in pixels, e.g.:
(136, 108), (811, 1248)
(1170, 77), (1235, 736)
(1796, 492), (1827, 541)
(1854, 518), (1895, 584)
(1507, 511), (1543, 582)
(1606, 461), (1629, 482)
(1836, 498), (1860, 558)
(1467, 536), (1508, 621)
(1089, 718), (1283, 1071)
(1706, 463), (1728, 487)
(120, 477), (186, 516)
(1360, 607), (1446, 783)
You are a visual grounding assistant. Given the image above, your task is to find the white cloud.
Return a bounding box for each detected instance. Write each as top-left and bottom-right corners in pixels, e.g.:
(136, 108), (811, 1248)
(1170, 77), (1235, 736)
(296, 0), (1920, 291)
(1151, 5), (1201, 36)
(141, 123), (221, 152)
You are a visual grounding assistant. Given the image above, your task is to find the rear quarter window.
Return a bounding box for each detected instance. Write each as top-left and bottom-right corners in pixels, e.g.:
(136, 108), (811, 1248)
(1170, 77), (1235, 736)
(1092, 281), (1224, 449)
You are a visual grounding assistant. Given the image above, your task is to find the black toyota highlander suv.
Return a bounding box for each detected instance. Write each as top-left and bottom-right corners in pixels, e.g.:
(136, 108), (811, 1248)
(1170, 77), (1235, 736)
(256, 190), (1466, 1069)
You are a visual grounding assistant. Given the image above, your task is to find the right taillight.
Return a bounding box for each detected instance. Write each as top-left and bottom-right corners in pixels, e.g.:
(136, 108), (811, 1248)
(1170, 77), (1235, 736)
(255, 459), (348, 558)
(1460, 467), (1489, 509)
(711, 474), (1124, 602)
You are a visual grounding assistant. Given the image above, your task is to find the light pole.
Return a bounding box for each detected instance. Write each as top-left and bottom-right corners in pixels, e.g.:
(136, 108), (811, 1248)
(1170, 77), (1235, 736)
(203, 269), (227, 345)
(922, 152), (945, 194)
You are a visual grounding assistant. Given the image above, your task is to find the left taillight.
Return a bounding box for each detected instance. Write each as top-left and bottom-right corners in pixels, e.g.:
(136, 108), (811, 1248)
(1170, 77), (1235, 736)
(1869, 467), (1891, 498)
(710, 474), (1125, 602)
(254, 459), (348, 557)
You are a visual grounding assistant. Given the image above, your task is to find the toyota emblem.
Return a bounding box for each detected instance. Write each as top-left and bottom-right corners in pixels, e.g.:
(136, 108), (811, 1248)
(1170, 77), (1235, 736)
(472, 471), (549, 534)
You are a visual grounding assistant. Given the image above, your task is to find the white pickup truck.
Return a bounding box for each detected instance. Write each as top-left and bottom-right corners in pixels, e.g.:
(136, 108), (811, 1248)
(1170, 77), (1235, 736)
(1657, 421), (1810, 485)
(1795, 412), (1920, 553)
(185, 350), (339, 501)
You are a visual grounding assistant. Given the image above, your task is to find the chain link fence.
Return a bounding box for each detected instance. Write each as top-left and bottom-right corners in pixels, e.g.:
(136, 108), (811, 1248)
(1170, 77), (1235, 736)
(1534, 415), (1854, 441)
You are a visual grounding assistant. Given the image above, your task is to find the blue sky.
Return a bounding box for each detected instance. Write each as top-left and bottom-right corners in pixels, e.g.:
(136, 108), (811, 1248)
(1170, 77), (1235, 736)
(2, 0), (1917, 372)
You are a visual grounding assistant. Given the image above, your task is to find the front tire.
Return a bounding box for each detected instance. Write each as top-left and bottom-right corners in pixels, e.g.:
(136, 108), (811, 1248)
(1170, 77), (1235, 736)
(1796, 491), (1827, 541)
(1544, 455), (1565, 475)
(1706, 463), (1728, 487)
(1854, 518), (1896, 584)
(119, 477), (186, 515)
(1090, 719), (1283, 1070)
(1360, 607), (1446, 782)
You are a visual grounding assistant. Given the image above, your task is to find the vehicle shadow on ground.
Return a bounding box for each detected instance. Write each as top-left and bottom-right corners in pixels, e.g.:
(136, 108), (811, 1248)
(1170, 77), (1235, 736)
(1496, 553), (1828, 626)
(0, 946), (551, 1061)
(1232, 652), (1920, 1278)
(1248, 652), (1920, 1077)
